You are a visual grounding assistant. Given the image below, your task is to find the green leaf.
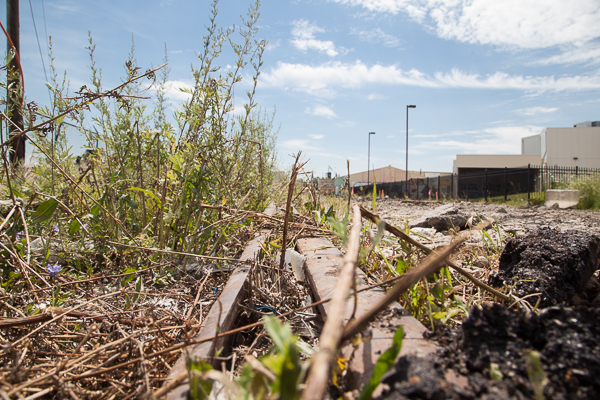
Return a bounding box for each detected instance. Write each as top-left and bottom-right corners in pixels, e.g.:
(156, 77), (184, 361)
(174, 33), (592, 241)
(90, 204), (101, 217)
(127, 187), (162, 207)
(431, 284), (444, 300)
(120, 267), (137, 286)
(10, 188), (25, 199)
(395, 258), (408, 275)
(31, 199), (58, 224)
(433, 311), (447, 320)
(187, 358), (214, 400)
(122, 194), (138, 209)
(526, 350), (548, 400)
(359, 326), (403, 400)
(131, 277), (141, 305)
(69, 219), (81, 235)
(263, 315), (294, 353)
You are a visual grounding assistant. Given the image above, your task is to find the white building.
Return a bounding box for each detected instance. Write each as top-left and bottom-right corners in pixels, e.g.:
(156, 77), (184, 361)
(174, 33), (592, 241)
(454, 121), (600, 173)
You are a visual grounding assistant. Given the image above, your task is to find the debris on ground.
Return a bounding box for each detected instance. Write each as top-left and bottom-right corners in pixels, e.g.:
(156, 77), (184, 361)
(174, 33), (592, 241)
(489, 228), (600, 307)
(378, 303), (600, 400)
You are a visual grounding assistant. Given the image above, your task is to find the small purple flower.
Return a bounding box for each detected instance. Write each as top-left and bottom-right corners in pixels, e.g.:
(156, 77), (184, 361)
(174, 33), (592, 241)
(52, 225), (59, 233)
(16, 231), (24, 239)
(243, 217), (247, 223)
(82, 223), (88, 229)
(47, 264), (61, 277)
(251, 185), (256, 189)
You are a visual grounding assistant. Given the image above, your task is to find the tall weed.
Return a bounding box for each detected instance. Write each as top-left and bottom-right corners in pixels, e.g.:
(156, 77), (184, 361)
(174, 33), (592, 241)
(2, 0), (277, 266)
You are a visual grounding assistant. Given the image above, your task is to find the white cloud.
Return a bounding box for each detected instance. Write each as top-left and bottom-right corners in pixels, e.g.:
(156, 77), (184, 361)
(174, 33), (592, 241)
(350, 27), (400, 47)
(515, 107), (558, 116)
(331, 1), (600, 49)
(306, 105), (338, 118)
(367, 93), (386, 100)
(266, 39), (282, 51)
(155, 80), (193, 102)
(309, 134), (325, 139)
(330, 0), (408, 14)
(534, 43), (600, 66)
(418, 125), (543, 155)
(291, 20), (339, 56)
(260, 61), (600, 96)
(281, 139), (319, 151)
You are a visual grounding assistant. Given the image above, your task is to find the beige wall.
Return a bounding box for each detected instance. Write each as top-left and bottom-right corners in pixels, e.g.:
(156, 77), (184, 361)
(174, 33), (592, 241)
(453, 154), (541, 173)
(543, 127), (600, 168)
(349, 166), (425, 186)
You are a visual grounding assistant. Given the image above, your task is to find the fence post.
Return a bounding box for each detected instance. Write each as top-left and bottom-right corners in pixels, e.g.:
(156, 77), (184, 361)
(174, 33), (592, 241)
(527, 164), (530, 205)
(438, 175), (441, 200)
(576, 165), (579, 177)
(465, 171), (469, 201)
(485, 169), (488, 202)
(504, 167), (508, 201)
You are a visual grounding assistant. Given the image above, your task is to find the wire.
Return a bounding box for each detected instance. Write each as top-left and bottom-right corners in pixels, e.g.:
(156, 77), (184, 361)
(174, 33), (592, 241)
(29, 0), (53, 106)
(41, 0), (50, 52)
(29, 0), (48, 83)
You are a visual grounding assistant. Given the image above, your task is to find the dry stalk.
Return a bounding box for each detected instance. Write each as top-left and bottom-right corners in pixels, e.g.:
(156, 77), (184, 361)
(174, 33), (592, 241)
(300, 204), (362, 400)
(341, 238), (465, 342)
(358, 205), (512, 302)
(280, 152), (306, 270)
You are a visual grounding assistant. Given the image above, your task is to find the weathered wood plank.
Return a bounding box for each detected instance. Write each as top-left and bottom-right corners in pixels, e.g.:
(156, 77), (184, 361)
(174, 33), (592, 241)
(164, 204), (276, 399)
(296, 236), (438, 389)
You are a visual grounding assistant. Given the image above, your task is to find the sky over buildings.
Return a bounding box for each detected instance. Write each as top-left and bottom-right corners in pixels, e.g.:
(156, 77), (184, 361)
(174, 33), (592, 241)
(7, 0), (600, 176)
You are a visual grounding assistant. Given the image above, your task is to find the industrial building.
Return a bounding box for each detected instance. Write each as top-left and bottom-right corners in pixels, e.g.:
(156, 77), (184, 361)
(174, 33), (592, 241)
(348, 165), (426, 187)
(454, 121), (600, 174)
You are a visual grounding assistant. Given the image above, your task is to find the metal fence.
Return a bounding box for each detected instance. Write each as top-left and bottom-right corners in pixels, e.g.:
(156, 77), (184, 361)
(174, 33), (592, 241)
(360, 165), (600, 201)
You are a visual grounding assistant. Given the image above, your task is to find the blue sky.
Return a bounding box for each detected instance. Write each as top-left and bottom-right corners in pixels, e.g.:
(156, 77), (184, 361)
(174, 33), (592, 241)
(7, 0), (600, 176)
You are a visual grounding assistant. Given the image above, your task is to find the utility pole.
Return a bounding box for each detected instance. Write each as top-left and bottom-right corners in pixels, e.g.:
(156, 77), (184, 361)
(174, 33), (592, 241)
(7, 0), (25, 164)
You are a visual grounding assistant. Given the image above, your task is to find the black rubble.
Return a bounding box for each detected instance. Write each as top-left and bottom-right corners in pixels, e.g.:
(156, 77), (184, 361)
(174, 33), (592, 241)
(489, 228), (600, 308)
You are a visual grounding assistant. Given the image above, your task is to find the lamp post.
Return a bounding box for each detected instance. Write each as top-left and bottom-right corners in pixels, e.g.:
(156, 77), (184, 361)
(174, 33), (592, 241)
(367, 131), (375, 188)
(406, 105), (416, 186)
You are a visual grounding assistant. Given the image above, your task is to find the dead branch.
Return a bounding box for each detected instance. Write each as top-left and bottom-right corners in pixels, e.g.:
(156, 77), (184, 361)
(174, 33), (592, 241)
(301, 204), (362, 400)
(358, 205), (512, 302)
(341, 238), (465, 342)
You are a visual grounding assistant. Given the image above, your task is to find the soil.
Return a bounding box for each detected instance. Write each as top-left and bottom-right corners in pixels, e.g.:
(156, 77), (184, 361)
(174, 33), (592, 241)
(378, 304), (600, 400)
(365, 199), (600, 399)
(489, 228), (600, 308)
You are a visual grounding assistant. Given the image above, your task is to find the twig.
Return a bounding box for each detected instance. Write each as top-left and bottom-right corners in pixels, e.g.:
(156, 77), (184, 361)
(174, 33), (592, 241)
(280, 152), (304, 270)
(106, 241), (239, 262)
(347, 159), (351, 215)
(186, 272), (211, 320)
(11, 291), (121, 347)
(301, 204), (362, 400)
(61, 271), (406, 382)
(358, 206), (512, 302)
(341, 238), (465, 342)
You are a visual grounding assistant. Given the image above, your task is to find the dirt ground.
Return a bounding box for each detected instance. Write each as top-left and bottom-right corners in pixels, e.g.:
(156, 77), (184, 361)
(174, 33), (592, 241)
(373, 198), (600, 241)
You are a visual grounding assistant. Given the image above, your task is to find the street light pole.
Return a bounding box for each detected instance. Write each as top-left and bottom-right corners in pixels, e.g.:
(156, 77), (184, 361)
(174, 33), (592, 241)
(368, 132), (375, 188)
(406, 105), (416, 187)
